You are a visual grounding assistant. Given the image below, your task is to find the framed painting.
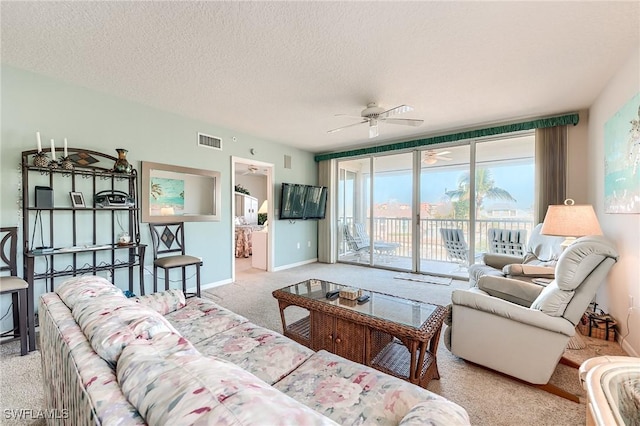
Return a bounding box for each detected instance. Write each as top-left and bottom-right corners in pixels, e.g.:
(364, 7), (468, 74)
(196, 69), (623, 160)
(141, 161), (221, 223)
(604, 93), (640, 214)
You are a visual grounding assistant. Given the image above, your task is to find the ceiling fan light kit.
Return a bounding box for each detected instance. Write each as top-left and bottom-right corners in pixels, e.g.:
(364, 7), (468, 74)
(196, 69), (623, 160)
(328, 102), (424, 138)
(422, 150), (453, 165)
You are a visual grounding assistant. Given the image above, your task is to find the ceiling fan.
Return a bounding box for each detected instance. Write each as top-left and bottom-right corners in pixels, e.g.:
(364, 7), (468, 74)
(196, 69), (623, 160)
(328, 103), (424, 138)
(422, 150), (452, 165)
(242, 165), (262, 175)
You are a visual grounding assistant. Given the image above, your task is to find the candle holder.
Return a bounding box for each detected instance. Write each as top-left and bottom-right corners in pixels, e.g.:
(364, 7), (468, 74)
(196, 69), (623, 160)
(60, 157), (74, 170)
(48, 159), (60, 170)
(33, 152), (49, 168)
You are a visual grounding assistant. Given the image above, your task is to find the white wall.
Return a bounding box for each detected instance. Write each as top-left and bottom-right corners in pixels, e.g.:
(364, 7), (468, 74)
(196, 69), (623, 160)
(588, 48), (640, 356)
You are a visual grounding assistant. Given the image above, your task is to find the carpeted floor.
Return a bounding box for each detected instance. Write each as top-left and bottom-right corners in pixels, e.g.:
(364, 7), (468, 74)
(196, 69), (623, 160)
(0, 262), (629, 425)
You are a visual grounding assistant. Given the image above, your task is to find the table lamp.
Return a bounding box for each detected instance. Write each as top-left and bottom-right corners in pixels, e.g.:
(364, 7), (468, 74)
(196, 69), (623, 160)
(540, 199), (602, 248)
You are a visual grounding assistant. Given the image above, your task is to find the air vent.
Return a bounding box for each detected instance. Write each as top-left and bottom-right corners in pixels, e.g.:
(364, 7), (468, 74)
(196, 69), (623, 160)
(198, 133), (222, 150)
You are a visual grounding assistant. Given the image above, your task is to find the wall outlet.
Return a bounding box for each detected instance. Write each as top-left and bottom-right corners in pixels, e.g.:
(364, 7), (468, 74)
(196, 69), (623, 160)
(308, 241), (311, 248)
(296, 242), (300, 249)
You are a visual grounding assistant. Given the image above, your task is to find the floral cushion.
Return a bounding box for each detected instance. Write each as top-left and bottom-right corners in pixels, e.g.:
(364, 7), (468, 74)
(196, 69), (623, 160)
(165, 297), (249, 345)
(72, 294), (179, 364)
(56, 275), (123, 309)
(133, 289), (186, 315)
(195, 323), (314, 385)
(116, 339), (338, 426)
(274, 350), (470, 426)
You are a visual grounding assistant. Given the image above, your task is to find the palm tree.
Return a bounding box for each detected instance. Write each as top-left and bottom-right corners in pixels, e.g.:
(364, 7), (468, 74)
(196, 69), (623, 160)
(444, 169), (516, 217)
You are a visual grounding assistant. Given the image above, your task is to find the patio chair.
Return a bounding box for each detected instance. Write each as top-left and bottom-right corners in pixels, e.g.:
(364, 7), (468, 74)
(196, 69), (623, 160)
(340, 223), (370, 262)
(487, 228), (527, 257)
(440, 228), (470, 266)
(354, 223), (400, 260)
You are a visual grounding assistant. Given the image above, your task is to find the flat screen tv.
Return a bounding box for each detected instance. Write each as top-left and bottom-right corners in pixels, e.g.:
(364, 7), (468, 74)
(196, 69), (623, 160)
(279, 183), (327, 220)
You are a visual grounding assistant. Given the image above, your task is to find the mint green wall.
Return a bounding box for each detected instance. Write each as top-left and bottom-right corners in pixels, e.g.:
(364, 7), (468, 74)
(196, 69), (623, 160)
(1, 66), (318, 301)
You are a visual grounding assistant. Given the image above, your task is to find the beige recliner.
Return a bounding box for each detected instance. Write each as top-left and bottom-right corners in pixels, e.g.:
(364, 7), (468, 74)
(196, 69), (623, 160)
(445, 236), (618, 399)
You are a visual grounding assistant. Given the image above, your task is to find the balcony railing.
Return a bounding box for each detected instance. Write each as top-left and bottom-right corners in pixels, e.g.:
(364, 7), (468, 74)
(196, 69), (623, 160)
(339, 217), (533, 262)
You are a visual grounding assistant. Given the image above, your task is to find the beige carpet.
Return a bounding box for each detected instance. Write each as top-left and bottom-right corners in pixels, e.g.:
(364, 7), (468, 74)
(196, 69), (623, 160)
(0, 262), (628, 426)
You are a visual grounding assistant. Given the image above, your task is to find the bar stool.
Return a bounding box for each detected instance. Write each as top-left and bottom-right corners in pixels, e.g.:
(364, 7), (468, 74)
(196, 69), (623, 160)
(0, 227), (28, 355)
(149, 222), (202, 297)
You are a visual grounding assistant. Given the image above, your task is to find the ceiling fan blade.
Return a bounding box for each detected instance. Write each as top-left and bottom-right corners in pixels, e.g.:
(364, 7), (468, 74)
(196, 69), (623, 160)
(335, 113), (366, 119)
(327, 120), (368, 134)
(382, 118), (424, 127)
(379, 104), (413, 118)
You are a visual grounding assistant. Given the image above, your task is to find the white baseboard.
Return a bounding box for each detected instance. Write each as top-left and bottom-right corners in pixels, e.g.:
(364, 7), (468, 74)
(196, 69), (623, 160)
(187, 278), (233, 293)
(620, 337), (639, 357)
(272, 258), (318, 272)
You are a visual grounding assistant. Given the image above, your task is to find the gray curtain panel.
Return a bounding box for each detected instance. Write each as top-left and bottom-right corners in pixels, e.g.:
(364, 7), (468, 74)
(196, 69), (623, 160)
(535, 125), (568, 223)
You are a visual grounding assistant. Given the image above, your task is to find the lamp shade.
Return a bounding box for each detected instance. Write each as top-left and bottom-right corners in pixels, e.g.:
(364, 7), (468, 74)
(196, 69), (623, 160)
(258, 200), (268, 214)
(540, 200), (602, 237)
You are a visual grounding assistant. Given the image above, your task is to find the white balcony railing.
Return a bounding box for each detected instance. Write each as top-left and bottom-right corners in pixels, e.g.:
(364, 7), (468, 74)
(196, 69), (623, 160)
(339, 217), (533, 262)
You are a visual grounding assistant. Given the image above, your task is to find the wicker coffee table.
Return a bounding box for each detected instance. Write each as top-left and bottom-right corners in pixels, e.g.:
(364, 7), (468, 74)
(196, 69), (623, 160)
(272, 279), (447, 388)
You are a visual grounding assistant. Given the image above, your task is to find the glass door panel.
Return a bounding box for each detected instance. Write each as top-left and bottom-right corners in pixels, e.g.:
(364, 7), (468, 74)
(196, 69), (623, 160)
(371, 153), (413, 270)
(474, 134), (535, 259)
(337, 158), (371, 264)
(418, 145), (471, 277)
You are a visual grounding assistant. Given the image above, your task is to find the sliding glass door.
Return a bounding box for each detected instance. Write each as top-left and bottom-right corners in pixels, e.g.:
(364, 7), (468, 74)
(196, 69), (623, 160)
(418, 145), (471, 278)
(474, 135), (535, 256)
(335, 132), (536, 277)
(371, 153), (414, 270)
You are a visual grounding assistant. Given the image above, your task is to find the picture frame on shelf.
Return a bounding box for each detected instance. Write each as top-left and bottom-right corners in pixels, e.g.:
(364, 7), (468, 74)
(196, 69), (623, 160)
(69, 191), (86, 208)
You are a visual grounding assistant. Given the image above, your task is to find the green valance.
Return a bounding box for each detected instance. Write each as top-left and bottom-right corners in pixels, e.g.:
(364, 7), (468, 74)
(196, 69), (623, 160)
(314, 113), (579, 162)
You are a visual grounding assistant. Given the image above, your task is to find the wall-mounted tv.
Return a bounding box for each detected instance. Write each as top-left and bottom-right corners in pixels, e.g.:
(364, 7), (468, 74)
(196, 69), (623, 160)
(279, 183), (328, 220)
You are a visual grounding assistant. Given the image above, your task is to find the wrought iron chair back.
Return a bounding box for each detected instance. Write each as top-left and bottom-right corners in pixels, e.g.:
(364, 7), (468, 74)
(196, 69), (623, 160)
(0, 227), (28, 355)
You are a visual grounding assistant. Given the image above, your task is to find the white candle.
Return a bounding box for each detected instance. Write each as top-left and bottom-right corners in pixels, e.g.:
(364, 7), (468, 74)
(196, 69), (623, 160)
(36, 132), (42, 153)
(50, 139), (56, 161)
(64, 138), (68, 158)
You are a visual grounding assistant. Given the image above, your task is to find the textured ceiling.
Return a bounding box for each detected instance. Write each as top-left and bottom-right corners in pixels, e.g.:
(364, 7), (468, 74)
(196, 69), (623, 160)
(2, 1), (638, 154)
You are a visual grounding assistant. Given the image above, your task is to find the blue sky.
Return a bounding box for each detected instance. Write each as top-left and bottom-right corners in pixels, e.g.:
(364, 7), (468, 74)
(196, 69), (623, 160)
(372, 163), (535, 209)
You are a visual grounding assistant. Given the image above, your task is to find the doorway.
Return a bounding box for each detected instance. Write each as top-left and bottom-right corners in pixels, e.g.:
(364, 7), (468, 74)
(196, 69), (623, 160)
(231, 157), (274, 281)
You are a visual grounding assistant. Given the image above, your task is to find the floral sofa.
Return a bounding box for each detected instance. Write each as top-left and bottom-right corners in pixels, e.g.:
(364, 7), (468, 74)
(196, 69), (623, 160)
(39, 276), (470, 425)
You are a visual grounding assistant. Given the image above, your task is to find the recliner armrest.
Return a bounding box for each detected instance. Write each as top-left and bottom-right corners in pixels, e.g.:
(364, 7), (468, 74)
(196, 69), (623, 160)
(482, 253), (523, 270)
(451, 289), (575, 336)
(503, 264), (555, 278)
(476, 275), (544, 306)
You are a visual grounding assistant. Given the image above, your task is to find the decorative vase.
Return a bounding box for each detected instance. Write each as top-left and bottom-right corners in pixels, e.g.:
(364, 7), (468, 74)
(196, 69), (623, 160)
(113, 149), (132, 173)
(60, 157), (74, 170)
(33, 152), (49, 167)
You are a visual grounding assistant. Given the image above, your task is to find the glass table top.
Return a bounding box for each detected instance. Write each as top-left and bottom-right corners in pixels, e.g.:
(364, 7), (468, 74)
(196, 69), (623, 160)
(277, 279), (439, 329)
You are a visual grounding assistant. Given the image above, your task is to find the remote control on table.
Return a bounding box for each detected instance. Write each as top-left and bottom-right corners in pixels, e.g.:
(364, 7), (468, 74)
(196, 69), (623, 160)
(356, 295), (370, 304)
(326, 290), (340, 300)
